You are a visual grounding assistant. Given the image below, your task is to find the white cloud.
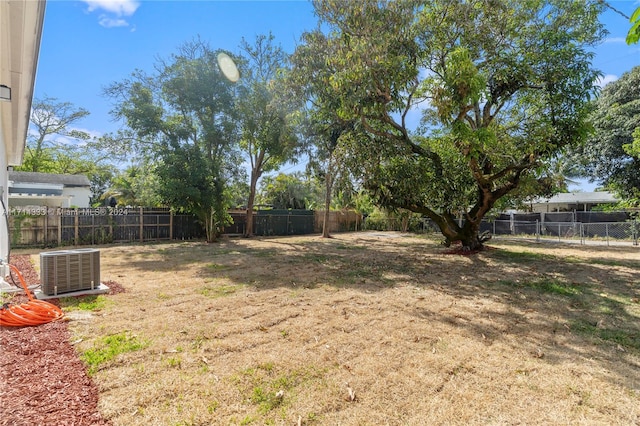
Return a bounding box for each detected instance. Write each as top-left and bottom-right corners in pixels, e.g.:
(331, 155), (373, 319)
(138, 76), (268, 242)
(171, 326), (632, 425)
(83, 0), (140, 16)
(596, 74), (619, 88)
(603, 37), (626, 44)
(98, 16), (129, 28)
(82, 0), (140, 28)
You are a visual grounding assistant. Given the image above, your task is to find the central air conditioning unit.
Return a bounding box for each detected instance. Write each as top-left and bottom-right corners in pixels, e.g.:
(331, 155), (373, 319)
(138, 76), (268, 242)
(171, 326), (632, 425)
(40, 249), (100, 296)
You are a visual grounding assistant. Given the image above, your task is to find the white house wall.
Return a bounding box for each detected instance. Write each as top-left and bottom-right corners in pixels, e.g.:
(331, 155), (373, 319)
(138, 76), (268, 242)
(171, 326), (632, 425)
(0, 1), (47, 265)
(0, 125), (8, 264)
(63, 187), (91, 208)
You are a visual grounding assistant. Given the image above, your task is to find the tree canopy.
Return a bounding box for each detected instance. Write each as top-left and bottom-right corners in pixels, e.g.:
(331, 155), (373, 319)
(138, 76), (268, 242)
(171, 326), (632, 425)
(628, 6), (640, 44)
(293, 0), (605, 249)
(20, 96), (90, 173)
(104, 39), (242, 241)
(17, 96), (123, 205)
(237, 33), (301, 236)
(573, 66), (640, 199)
(288, 27), (358, 237)
(258, 172), (317, 210)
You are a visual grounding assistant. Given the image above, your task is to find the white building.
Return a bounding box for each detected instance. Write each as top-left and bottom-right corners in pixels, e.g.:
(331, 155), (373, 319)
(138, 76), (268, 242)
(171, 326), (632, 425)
(9, 171), (92, 208)
(527, 191), (620, 213)
(0, 1), (47, 267)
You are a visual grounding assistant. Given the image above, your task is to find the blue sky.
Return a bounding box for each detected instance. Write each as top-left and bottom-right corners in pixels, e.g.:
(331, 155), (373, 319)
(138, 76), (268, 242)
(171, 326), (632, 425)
(35, 0), (317, 135)
(34, 0), (640, 190)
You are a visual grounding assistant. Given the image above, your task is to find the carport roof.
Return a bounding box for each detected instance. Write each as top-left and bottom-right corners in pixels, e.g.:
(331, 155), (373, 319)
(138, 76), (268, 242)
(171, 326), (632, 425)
(531, 191), (619, 205)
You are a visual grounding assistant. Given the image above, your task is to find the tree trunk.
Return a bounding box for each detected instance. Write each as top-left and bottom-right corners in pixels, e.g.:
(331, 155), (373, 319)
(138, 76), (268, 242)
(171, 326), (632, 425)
(322, 170), (333, 238)
(429, 212), (485, 251)
(245, 163), (261, 237)
(457, 219), (484, 251)
(203, 208), (217, 243)
(400, 211), (410, 233)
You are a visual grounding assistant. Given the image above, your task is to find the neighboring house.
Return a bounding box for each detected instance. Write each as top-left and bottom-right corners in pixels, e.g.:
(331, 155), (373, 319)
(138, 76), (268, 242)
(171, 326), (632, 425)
(0, 2), (47, 268)
(527, 191), (620, 213)
(8, 171), (92, 208)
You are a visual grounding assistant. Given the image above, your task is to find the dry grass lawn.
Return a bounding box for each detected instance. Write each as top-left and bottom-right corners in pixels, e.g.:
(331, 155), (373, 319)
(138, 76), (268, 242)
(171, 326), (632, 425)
(42, 232), (639, 425)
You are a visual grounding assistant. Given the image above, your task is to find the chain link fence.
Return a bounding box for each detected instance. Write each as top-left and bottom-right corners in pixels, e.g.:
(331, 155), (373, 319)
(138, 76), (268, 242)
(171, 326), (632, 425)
(484, 219), (639, 246)
(363, 214), (639, 247)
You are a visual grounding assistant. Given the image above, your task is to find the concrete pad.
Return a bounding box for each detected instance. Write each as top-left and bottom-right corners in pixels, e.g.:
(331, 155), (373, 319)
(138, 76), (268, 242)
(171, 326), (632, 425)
(0, 278), (13, 290)
(34, 283), (110, 300)
(0, 281), (39, 294)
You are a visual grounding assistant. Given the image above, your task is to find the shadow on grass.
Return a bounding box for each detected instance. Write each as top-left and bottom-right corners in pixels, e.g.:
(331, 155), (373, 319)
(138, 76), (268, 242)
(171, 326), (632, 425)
(115, 233), (640, 390)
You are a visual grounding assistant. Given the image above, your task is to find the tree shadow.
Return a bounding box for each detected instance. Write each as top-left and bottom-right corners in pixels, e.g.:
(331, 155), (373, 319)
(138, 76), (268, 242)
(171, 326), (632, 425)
(113, 233), (640, 392)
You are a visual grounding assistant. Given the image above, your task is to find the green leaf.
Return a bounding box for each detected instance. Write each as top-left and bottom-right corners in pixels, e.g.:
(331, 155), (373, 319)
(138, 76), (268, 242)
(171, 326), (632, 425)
(628, 7), (640, 45)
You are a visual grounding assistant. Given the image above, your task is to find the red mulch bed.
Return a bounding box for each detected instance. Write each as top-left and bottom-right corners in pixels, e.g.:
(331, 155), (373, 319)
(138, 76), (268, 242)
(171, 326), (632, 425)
(0, 254), (124, 426)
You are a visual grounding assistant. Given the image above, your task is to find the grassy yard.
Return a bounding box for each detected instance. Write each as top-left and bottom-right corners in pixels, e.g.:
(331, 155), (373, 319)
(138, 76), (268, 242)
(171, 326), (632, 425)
(47, 232), (639, 425)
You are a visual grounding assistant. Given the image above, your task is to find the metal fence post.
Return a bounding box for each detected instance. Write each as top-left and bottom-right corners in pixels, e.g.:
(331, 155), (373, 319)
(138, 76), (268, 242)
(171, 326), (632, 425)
(57, 213), (62, 247)
(42, 213), (47, 246)
(74, 211), (79, 246)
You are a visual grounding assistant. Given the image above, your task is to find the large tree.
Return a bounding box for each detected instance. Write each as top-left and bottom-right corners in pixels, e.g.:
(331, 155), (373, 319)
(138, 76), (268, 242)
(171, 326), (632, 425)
(21, 96), (90, 173)
(299, 0), (604, 250)
(104, 39), (240, 242)
(573, 66), (640, 199)
(289, 30), (356, 238)
(237, 34), (300, 236)
(18, 96), (124, 204)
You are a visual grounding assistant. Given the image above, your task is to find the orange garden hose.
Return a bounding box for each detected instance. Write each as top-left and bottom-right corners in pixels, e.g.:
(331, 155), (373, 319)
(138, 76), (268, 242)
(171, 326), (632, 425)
(0, 264), (64, 327)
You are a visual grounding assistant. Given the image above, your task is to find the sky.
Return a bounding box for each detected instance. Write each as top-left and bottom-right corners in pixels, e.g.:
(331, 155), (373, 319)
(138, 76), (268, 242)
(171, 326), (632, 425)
(33, 0), (640, 191)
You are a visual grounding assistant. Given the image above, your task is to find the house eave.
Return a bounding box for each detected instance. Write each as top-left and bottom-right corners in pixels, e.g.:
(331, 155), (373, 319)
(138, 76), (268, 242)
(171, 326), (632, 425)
(0, 1), (47, 166)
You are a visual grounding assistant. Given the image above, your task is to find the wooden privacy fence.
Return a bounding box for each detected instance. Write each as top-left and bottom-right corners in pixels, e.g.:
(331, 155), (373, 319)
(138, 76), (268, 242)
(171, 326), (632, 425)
(9, 207), (204, 247)
(225, 210), (362, 236)
(8, 207), (363, 247)
(313, 210), (363, 233)
(225, 209), (315, 236)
